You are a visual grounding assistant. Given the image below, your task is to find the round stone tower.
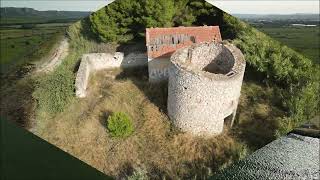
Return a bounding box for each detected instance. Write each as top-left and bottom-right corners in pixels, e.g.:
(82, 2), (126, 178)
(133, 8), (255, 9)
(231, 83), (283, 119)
(167, 41), (246, 136)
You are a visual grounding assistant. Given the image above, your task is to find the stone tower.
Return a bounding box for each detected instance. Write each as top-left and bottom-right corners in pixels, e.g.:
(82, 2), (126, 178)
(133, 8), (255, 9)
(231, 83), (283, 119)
(167, 41), (246, 136)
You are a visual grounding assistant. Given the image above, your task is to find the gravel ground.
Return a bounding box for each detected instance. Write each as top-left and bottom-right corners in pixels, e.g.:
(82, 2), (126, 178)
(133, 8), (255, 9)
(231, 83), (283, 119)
(211, 133), (320, 180)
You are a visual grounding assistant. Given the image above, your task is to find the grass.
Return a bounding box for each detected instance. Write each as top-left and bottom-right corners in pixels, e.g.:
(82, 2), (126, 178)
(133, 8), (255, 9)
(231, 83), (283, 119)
(0, 17), (81, 25)
(0, 26), (66, 75)
(234, 81), (285, 149)
(256, 26), (319, 64)
(0, 24), (67, 128)
(33, 68), (249, 179)
(0, 75), (36, 128)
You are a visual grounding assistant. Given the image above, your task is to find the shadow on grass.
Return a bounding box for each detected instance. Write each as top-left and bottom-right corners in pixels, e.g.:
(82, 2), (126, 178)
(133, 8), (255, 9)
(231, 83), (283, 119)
(115, 66), (169, 114)
(98, 110), (112, 130)
(0, 68), (36, 129)
(230, 78), (284, 150)
(233, 116), (277, 150)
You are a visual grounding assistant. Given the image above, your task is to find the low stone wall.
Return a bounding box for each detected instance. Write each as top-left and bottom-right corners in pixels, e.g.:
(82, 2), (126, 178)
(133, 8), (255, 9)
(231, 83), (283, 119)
(167, 42), (246, 136)
(75, 52), (147, 98)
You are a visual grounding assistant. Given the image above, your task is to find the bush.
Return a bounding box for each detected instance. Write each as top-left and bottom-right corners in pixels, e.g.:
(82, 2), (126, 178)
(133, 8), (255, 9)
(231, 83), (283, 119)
(21, 24), (36, 29)
(33, 67), (74, 114)
(127, 168), (148, 180)
(107, 112), (134, 138)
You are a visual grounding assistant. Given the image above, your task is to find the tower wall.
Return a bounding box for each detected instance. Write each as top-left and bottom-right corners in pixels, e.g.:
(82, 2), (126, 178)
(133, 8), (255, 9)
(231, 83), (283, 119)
(167, 42), (246, 135)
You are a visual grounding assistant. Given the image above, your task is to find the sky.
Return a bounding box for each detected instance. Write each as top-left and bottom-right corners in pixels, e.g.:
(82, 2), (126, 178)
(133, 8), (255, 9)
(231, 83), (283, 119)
(0, 0), (319, 14)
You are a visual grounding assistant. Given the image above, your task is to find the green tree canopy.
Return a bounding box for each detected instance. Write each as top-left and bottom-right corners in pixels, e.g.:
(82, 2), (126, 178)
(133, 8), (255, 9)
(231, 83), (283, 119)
(89, 0), (226, 43)
(89, 0), (176, 43)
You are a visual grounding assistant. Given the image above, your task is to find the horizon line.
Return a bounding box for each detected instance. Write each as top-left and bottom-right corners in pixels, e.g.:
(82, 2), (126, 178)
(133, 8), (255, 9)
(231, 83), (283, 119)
(1, 6), (319, 15)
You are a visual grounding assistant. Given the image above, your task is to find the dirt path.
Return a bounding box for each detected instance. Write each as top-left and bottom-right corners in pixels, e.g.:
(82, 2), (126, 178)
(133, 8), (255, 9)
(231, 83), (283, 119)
(36, 38), (69, 73)
(0, 38), (69, 129)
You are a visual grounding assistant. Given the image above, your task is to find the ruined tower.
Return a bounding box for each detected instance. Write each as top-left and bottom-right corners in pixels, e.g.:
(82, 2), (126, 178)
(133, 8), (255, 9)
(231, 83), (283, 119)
(167, 41), (246, 136)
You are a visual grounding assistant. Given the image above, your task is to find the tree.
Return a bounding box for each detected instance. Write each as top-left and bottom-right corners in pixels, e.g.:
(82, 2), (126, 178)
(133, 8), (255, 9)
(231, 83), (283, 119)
(89, 0), (176, 43)
(89, 0), (139, 42)
(89, 0), (228, 43)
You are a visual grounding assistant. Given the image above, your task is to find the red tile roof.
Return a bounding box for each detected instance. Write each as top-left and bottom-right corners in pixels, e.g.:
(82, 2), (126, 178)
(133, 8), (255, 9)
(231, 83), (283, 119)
(146, 26), (222, 59)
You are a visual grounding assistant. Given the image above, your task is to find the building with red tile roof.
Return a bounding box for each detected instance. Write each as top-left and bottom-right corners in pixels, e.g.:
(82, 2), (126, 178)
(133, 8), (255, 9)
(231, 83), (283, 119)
(146, 26), (222, 81)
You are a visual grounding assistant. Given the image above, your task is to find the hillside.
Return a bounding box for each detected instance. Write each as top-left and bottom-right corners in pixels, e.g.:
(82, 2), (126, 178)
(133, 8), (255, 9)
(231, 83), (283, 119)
(233, 13), (320, 64)
(0, 7), (91, 24)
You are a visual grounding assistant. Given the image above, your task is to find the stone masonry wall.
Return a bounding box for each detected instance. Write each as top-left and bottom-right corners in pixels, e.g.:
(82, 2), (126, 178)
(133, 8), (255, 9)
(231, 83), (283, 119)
(75, 52), (147, 98)
(167, 42), (246, 136)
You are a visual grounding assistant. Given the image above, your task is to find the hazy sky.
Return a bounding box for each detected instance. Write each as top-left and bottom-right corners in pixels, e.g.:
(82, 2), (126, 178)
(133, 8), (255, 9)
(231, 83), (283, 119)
(1, 0), (319, 14)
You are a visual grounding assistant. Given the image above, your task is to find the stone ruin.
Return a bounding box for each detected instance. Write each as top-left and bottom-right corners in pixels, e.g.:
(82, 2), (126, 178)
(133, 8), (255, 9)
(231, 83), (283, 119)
(168, 41), (246, 135)
(75, 52), (147, 97)
(75, 26), (246, 136)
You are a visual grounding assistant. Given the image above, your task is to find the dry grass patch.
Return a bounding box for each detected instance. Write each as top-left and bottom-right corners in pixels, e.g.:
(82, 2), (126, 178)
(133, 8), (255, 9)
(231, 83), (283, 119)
(34, 68), (248, 179)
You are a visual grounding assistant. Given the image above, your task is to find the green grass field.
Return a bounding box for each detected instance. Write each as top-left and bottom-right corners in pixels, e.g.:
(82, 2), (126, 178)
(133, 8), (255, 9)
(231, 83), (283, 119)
(0, 26), (65, 75)
(256, 26), (319, 64)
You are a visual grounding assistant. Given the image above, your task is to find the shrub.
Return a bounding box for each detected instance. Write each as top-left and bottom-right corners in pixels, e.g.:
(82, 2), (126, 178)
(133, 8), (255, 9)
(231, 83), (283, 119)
(107, 112), (134, 138)
(127, 168), (148, 180)
(32, 67), (74, 114)
(21, 24), (36, 29)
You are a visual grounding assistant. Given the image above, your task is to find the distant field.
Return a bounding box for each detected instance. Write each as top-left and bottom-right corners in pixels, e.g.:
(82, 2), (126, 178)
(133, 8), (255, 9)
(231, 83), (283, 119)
(0, 25), (65, 75)
(0, 17), (84, 25)
(256, 26), (319, 64)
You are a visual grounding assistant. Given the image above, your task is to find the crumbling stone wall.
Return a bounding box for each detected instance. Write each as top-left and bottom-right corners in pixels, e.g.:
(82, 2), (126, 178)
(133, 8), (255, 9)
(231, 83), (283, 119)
(167, 41), (246, 136)
(75, 52), (147, 98)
